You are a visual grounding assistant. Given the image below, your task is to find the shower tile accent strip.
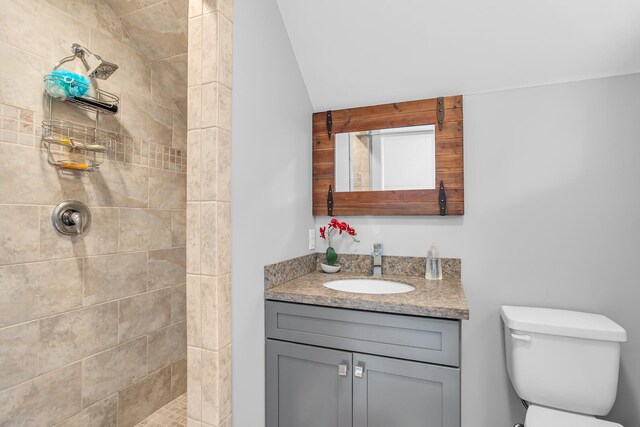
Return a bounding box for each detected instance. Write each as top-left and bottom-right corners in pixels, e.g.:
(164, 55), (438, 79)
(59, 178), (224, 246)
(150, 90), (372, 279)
(186, 1), (234, 426)
(0, 104), (187, 173)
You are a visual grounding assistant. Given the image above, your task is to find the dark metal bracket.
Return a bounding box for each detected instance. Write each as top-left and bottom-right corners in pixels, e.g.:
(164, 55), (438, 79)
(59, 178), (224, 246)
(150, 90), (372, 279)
(439, 181), (446, 216)
(436, 97), (444, 131)
(326, 111), (333, 139)
(327, 184), (334, 216)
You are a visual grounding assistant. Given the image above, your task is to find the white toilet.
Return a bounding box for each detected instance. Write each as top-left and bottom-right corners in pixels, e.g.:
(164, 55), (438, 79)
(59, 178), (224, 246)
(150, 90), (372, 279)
(500, 305), (627, 427)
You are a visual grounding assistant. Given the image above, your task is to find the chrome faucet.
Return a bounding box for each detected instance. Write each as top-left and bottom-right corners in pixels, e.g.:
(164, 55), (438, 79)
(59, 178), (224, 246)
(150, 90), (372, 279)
(371, 243), (383, 276)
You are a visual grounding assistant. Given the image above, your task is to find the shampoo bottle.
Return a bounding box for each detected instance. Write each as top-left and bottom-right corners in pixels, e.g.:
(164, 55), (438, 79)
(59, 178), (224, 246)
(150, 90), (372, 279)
(425, 243), (442, 280)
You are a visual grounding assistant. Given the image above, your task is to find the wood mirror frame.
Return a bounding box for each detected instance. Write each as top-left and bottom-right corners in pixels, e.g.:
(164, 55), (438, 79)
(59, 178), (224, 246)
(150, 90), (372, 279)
(312, 95), (464, 216)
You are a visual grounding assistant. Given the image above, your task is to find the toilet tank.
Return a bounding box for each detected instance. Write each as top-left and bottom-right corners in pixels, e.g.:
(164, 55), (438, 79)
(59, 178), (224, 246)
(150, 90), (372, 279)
(501, 306), (627, 416)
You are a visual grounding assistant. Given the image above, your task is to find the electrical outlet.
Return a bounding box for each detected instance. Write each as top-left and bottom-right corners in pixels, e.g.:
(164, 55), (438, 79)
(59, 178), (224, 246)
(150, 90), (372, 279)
(308, 229), (316, 250)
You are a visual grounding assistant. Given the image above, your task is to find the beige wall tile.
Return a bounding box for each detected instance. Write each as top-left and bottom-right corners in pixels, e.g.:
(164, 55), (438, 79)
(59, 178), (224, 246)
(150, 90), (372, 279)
(202, 348), (231, 425)
(201, 127), (218, 200)
(54, 393), (117, 427)
(202, 0), (217, 14)
(217, 129), (231, 202)
(152, 54), (188, 110)
(148, 321), (187, 372)
(200, 202), (217, 276)
(148, 247), (187, 290)
(188, 16), (202, 85)
(120, 1), (187, 62)
(106, 0), (165, 16)
(0, 205), (39, 265)
(0, 363), (82, 426)
(200, 275), (218, 350)
(0, 322), (38, 390)
(0, 144), (63, 205)
(0, 259), (83, 328)
(119, 288), (172, 342)
(219, 15), (233, 88)
(186, 275), (202, 347)
(0, 0), (90, 63)
(149, 168), (187, 209)
(119, 208), (172, 252)
(171, 357), (188, 398)
(0, 42), (49, 112)
(201, 83), (218, 128)
(186, 203), (201, 274)
(187, 346), (203, 421)
(218, 0), (232, 21)
(39, 302), (119, 373)
(82, 336), (147, 407)
(121, 92), (173, 146)
(39, 206), (119, 261)
(172, 283), (187, 323)
(84, 252), (148, 306)
(103, 162), (149, 208)
(188, 85), (202, 130)
(218, 83), (232, 131)
(217, 202), (231, 274)
(201, 12), (219, 84)
(117, 365), (172, 427)
(46, 1), (123, 40)
(217, 274), (232, 349)
(187, 130), (202, 201)
(172, 209), (187, 246)
(173, 111), (188, 150)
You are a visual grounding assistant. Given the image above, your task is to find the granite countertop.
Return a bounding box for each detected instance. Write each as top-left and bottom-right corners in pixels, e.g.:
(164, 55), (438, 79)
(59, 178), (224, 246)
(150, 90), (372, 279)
(264, 270), (469, 320)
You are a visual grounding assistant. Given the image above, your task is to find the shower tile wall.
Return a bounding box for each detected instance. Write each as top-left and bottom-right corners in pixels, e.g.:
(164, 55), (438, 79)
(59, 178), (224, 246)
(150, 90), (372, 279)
(0, 1), (188, 426)
(186, 0), (233, 426)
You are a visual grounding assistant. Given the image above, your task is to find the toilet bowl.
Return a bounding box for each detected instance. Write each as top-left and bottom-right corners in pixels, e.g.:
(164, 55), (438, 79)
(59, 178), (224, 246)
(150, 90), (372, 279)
(501, 306), (627, 426)
(526, 405), (623, 427)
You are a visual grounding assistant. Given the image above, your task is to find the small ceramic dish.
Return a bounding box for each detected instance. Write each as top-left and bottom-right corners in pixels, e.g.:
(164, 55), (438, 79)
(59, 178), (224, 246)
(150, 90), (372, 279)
(320, 263), (341, 273)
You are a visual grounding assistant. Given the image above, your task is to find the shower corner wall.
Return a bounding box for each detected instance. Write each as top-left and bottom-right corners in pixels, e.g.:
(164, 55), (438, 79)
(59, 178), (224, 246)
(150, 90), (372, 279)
(185, 0), (234, 426)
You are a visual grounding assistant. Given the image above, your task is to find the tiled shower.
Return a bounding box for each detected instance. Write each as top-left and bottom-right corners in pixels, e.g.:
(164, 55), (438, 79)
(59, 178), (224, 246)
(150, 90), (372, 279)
(0, 0), (198, 425)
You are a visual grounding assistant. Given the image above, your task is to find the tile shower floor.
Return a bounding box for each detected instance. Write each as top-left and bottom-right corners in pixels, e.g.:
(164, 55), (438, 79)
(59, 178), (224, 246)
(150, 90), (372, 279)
(135, 394), (187, 426)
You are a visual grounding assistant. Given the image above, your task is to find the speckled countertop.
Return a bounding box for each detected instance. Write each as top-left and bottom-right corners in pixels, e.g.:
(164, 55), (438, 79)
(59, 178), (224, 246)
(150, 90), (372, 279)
(264, 270), (469, 320)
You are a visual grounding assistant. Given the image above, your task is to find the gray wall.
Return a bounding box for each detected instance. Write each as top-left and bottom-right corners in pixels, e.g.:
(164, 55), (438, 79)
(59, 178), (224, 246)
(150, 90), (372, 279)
(231, 0), (316, 425)
(316, 73), (640, 426)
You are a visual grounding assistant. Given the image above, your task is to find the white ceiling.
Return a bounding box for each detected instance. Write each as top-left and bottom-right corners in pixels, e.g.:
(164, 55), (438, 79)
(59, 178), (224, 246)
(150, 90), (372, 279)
(276, 0), (640, 111)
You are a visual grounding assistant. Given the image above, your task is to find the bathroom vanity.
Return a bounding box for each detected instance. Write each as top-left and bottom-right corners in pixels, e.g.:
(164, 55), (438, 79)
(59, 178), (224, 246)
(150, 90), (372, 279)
(264, 262), (468, 427)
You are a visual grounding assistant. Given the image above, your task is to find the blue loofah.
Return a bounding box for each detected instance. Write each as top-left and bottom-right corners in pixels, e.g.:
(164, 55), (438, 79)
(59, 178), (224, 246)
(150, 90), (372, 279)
(47, 70), (90, 98)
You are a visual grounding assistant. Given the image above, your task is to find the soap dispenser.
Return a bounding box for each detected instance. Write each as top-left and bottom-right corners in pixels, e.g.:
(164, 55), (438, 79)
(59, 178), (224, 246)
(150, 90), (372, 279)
(425, 243), (442, 280)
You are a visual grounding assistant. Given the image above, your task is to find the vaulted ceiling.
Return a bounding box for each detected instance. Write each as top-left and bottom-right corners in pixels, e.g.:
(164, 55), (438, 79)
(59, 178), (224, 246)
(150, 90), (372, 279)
(276, 0), (640, 111)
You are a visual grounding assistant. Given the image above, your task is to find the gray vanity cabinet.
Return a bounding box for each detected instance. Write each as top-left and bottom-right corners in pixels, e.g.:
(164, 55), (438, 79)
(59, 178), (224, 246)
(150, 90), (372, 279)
(266, 301), (462, 427)
(352, 353), (460, 427)
(266, 340), (353, 427)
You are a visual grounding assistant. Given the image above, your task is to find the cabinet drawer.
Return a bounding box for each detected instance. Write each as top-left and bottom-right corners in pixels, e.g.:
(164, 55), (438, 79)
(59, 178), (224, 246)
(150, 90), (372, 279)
(266, 301), (460, 367)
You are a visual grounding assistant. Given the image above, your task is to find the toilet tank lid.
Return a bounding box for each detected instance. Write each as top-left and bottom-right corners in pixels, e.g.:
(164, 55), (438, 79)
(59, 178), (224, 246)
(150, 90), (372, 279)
(501, 306), (627, 342)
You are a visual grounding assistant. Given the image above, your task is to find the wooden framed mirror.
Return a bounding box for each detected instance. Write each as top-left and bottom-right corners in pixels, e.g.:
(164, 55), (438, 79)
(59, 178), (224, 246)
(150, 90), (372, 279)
(312, 95), (464, 216)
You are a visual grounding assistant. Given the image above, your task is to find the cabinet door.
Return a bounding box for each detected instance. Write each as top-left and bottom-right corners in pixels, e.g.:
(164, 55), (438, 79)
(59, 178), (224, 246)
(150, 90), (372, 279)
(353, 353), (460, 427)
(267, 340), (353, 427)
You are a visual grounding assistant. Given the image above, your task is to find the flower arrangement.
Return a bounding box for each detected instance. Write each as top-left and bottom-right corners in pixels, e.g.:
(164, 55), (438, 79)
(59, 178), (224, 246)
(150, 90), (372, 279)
(319, 218), (360, 266)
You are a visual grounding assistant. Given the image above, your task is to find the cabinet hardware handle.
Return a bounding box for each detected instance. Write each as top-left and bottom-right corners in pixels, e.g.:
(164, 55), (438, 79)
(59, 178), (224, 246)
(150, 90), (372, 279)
(511, 333), (532, 343)
(338, 364), (348, 376)
(354, 365), (364, 378)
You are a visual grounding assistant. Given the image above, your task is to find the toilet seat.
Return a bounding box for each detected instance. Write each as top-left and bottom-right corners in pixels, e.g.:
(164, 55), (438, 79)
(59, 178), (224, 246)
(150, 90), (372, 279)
(526, 405), (623, 427)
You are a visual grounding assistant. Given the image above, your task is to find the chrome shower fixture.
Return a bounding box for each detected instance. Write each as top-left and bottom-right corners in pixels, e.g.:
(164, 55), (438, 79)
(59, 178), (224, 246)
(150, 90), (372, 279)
(54, 43), (119, 80)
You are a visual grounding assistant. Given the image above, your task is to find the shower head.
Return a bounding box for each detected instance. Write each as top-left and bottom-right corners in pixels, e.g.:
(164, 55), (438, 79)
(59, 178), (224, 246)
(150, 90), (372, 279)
(70, 43), (119, 80)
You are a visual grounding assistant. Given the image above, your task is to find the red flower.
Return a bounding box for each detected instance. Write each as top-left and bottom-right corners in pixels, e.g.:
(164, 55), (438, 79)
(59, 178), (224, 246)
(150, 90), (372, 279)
(347, 226), (356, 236)
(329, 218), (340, 229)
(319, 227), (326, 239)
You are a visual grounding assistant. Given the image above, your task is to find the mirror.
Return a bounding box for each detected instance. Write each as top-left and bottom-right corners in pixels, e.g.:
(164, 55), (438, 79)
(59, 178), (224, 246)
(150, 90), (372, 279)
(334, 124), (436, 192)
(312, 95), (464, 216)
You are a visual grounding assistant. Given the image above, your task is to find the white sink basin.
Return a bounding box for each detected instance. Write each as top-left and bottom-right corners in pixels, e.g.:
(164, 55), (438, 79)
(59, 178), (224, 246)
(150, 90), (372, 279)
(323, 279), (415, 295)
